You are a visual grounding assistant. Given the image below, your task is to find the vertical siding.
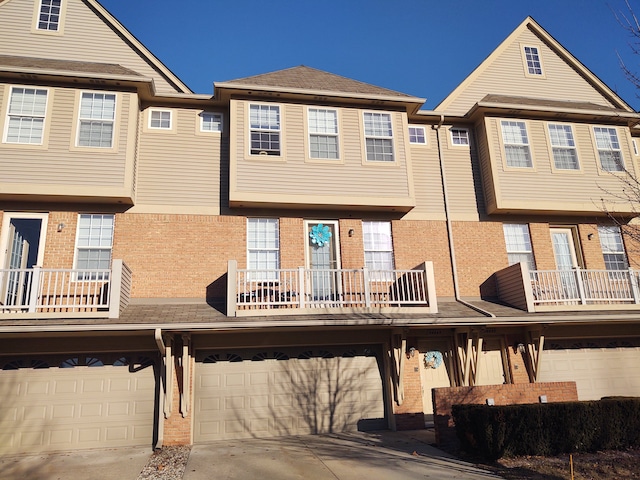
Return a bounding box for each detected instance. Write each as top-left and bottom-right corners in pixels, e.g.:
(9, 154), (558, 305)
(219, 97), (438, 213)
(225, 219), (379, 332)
(0, 0), (180, 94)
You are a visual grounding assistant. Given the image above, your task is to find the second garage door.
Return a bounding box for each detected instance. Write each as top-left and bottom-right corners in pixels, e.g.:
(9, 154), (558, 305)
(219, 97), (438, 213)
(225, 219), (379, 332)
(194, 346), (385, 442)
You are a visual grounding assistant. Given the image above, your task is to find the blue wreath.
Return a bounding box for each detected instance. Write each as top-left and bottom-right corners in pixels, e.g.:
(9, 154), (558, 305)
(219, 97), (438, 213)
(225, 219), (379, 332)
(310, 223), (332, 247)
(424, 351), (443, 369)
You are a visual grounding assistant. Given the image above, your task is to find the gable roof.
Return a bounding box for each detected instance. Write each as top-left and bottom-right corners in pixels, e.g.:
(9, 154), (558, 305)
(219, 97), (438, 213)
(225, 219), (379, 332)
(435, 16), (634, 114)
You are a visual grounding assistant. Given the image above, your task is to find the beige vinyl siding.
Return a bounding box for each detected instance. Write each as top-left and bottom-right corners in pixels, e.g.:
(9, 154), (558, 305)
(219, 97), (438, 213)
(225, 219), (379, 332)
(135, 108), (221, 209)
(442, 28), (617, 116)
(0, 0), (178, 94)
(231, 100), (413, 203)
(485, 117), (635, 213)
(476, 119), (497, 214)
(1, 84), (131, 187)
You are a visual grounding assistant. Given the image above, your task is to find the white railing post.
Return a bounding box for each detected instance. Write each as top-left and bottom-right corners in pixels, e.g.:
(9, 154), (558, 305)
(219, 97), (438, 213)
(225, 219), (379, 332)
(227, 260), (237, 317)
(574, 267), (587, 305)
(27, 266), (41, 313)
(363, 267), (371, 308)
(630, 268), (640, 304)
(108, 260), (122, 318)
(298, 267), (305, 309)
(423, 261), (438, 313)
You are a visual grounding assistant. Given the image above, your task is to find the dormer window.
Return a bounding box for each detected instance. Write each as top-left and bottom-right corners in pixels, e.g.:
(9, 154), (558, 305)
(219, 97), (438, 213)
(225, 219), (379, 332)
(523, 45), (543, 76)
(37, 0), (61, 31)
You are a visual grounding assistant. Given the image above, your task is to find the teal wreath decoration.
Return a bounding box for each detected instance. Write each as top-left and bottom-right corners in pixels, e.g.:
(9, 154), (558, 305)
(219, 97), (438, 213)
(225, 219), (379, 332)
(310, 223), (332, 247)
(424, 351), (443, 369)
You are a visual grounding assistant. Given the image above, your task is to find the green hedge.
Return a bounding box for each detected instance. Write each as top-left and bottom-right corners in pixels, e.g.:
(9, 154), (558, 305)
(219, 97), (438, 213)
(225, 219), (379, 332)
(452, 397), (640, 460)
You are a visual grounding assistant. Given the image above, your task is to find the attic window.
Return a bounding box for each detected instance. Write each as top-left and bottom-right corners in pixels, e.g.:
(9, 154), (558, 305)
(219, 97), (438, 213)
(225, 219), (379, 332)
(37, 0), (61, 31)
(523, 46), (543, 76)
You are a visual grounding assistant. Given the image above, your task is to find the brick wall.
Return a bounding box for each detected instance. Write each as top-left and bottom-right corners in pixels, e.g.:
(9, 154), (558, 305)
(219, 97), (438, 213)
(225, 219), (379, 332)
(43, 212), (78, 268)
(579, 224), (606, 269)
(339, 219), (364, 269)
(432, 382), (578, 448)
(162, 337), (193, 446)
(279, 217), (305, 268)
(393, 347), (425, 430)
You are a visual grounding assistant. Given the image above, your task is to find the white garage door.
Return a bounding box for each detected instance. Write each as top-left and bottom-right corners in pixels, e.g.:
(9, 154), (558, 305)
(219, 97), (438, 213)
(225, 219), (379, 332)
(538, 340), (640, 400)
(0, 353), (157, 455)
(194, 346), (385, 442)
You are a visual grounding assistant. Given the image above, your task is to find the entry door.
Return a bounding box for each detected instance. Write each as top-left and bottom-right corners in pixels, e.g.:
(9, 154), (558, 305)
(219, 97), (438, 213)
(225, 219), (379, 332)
(306, 221), (340, 302)
(550, 228), (580, 298)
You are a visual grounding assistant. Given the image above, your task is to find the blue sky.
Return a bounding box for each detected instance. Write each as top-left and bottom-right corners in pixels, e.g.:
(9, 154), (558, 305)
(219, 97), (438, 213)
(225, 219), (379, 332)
(100, 0), (640, 110)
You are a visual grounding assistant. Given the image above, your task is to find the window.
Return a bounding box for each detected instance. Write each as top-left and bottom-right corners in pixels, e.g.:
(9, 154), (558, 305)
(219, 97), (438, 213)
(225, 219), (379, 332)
(450, 128), (470, 146)
(37, 0), (61, 31)
(308, 108), (339, 159)
(200, 112), (222, 132)
(598, 226), (628, 270)
(75, 214), (114, 280)
(408, 126), (426, 145)
(149, 109), (172, 129)
(548, 124), (579, 170)
(250, 104), (280, 155)
(501, 121), (532, 168)
(363, 221), (394, 276)
(633, 139), (639, 156)
(364, 112), (394, 161)
(593, 127), (624, 172)
(4, 87), (48, 144)
(503, 224), (536, 271)
(523, 46), (543, 75)
(77, 92), (116, 148)
(247, 218), (279, 280)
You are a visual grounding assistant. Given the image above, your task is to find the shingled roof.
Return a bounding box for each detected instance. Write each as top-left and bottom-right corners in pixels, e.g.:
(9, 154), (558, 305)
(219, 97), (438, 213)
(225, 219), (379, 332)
(480, 94), (627, 113)
(0, 54), (142, 77)
(220, 65), (417, 98)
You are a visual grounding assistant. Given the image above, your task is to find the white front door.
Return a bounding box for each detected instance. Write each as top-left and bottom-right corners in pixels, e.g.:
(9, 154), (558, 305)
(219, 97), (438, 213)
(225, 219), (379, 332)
(550, 227), (580, 298)
(305, 221), (340, 302)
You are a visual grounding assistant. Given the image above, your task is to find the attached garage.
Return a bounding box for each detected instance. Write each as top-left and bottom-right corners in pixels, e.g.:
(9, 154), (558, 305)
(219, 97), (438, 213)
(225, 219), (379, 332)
(538, 339), (640, 400)
(194, 346), (386, 442)
(0, 353), (157, 455)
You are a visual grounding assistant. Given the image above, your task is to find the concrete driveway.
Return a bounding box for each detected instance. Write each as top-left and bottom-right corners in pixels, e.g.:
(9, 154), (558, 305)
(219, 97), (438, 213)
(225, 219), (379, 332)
(184, 430), (504, 480)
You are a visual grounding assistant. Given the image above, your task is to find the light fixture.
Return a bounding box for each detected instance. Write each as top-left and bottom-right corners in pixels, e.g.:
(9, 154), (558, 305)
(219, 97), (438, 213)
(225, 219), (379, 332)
(588, 233), (594, 240)
(348, 229), (355, 237)
(407, 346), (416, 358)
(57, 222), (65, 232)
(515, 343), (526, 355)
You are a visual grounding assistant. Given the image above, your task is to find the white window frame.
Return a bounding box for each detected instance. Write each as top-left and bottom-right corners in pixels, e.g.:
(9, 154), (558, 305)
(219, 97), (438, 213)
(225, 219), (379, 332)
(247, 218), (280, 281)
(3, 87), (48, 145)
(598, 225), (628, 270)
(523, 45), (543, 76)
(633, 139), (639, 156)
(200, 112), (223, 133)
(307, 108), (339, 159)
(36, 0), (62, 32)
(501, 120), (533, 168)
(408, 125), (427, 145)
(450, 128), (470, 146)
(74, 214), (114, 281)
(148, 109), (172, 130)
(363, 112), (394, 162)
(593, 127), (625, 172)
(363, 221), (394, 280)
(76, 91), (116, 148)
(503, 224), (536, 271)
(548, 123), (579, 170)
(249, 104), (281, 156)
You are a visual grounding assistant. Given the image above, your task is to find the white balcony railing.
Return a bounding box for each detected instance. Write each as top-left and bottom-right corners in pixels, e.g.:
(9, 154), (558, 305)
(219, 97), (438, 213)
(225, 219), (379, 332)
(0, 260), (131, 318)
(227, 260), (437, 316)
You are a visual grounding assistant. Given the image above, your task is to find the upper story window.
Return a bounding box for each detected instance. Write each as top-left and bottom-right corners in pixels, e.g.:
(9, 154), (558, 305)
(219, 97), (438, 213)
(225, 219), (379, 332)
(77, 92), (116, 148)
(247, 218), (279, 280)
(503, 223), (536, 271)
(523, 46), (543, 76)
(250, 104), (280, 156)
(501, 120), (532, 168)
(548, 124), (579, 170)
(200, 112), (223, 132)
(450, 128), (470, 146)
(4, 87), (48, 144)
(598, 225), (628, 270)
(364, 112), (394, 162)
(149, 109), (172, 129)
(308, 108), (339, 159)
(363, 221), (394, 279)
(75, 214), (114, 280)
(408, 126), (426, 145)
(593, 127), (624, 172)
(37, 0), (61, 31)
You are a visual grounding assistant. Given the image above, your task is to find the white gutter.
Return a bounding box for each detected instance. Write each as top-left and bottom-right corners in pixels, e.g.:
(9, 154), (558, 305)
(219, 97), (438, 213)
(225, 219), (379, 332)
(153, 328), (165, 450)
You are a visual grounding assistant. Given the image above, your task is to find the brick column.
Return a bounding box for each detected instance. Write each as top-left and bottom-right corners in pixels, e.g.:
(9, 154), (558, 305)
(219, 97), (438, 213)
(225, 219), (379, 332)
(393, 345), (425, 430)
(163, 337), (193, 446)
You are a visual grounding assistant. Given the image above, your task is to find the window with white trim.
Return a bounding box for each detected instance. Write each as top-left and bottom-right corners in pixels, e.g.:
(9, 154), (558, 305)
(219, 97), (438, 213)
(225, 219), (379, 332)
(247, 218), (279, 280)
(598, 225), (628, 270)
(149, 109), (172, 129)
(75, 214), (114, 280)
(250, 104), (280, 155)
(77, 92), (116, 148)
(408, 126), (426, 145)
(450, 128), (470, 146)
(593, 127), (624, 172)
(633, 139), (639, 156)
(548, 124), (579, 170)
(523, 46), (543, 75)
(503, 224), (536, 271)
(501, 121), (532, 168)
(308, 108), (339, 159)
(37, 0), (61, 31)
(200, 112), (222, 132)
(364, 112), (394, 161)
(4, 87), (48, 144)
(363, 221), (394, 276)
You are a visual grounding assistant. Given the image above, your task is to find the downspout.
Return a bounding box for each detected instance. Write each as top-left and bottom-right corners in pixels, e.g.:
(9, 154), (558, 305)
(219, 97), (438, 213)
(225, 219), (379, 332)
(154, 328), (166, 449)
(433, 115), (495, 319)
